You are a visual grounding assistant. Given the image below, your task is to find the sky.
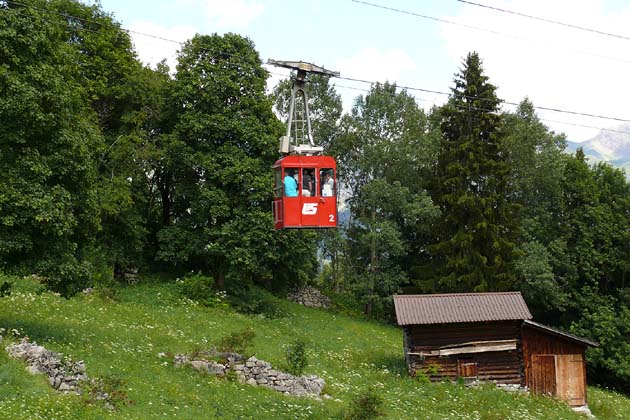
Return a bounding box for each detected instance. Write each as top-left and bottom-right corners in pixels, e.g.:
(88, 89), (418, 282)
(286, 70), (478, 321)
(95, 0), (630, 142)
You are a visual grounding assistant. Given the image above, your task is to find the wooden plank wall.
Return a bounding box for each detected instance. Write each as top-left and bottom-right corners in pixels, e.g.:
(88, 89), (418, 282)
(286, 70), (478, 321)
(406, 321), (523, 384)
(407, 321), (522, 349)
(530, 354), (556, 396)
(414, 351), (522, 384)
(521, 326), (588, 405)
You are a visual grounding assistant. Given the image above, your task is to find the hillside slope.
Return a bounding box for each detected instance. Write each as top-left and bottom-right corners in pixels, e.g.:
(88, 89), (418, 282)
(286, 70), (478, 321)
(566, 124), (630, 173)
(0, 276), (628, 419)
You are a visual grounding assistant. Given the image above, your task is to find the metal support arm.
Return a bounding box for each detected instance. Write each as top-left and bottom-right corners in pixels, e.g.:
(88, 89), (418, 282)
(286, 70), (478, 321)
(268, 59), (339, 156)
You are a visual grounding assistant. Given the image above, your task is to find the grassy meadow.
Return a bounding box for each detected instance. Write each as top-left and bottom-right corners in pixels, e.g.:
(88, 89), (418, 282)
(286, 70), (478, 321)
(0, 275), (628, 419)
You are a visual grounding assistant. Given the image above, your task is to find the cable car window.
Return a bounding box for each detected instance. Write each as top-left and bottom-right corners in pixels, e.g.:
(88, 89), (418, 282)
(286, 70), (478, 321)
(320, 168), (335, 197)
(284, 168), (298, 197)
(301, 168), (316, 197)
(274, 168), (283, 198)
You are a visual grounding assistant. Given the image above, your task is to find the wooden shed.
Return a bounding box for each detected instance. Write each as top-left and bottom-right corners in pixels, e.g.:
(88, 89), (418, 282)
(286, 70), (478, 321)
(394, 292), (597, 407)
(521, 320), (597, 406)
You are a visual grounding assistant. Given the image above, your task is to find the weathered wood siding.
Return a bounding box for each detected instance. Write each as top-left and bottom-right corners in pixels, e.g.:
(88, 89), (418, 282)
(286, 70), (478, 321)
(521, 326), (588, 406)
(404, 321), (523, 385)
(406, 321), (521, 348)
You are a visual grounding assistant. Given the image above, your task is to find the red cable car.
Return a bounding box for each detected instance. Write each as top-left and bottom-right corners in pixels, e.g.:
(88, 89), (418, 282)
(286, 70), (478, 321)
(273, 155), (337, 229)
(268, 60), (340, 230)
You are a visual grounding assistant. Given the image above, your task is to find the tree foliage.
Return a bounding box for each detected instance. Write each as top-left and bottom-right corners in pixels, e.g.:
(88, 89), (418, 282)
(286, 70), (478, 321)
(337, 82), (439, 317)
(0, 0), (106, 292)
(431, 52), (518, 292)
(153, 33), (316, 289)
(502, 99), (570, 315)
(3, 3), (630, 391)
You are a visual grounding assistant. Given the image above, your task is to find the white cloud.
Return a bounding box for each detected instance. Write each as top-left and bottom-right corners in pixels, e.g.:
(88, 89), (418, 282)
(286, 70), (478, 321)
(440, 0), (630, 141)
(128, 21), (197, 71)
(265, 66), (291, 95)
(204, 0), (264, 29)
(335, 47), (416, 83)
(334, 48), (417, 112)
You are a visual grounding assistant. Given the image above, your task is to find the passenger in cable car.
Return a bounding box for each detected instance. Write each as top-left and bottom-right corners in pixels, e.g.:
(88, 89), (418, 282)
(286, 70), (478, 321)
(284, 169), (298, 197)
(302, 168), (314, 197)
(309, 169), (317, 196)
(322, 171), (334, 197)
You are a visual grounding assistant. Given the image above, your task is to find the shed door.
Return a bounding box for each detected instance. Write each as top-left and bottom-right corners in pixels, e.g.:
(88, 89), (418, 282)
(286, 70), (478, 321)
(531, 355), (556, 396)
(457, 358), (478, 378)
(556, 354), (586, 406)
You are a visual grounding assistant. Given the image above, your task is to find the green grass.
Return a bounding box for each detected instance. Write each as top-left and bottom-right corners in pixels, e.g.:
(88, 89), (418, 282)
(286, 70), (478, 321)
(0, 274), (628, 419)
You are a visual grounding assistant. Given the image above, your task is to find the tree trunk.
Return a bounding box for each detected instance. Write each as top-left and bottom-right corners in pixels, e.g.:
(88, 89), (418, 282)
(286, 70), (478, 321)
(217, 271), (225, 290)
(158, 175), (171, 227)
(333, 254), (340, 293)
(365, 301), (373, 318)
(365, 208), (377, 318)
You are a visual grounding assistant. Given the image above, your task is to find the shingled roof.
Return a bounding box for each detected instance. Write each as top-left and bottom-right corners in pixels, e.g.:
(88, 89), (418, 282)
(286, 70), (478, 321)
(393, 292), (532, 326)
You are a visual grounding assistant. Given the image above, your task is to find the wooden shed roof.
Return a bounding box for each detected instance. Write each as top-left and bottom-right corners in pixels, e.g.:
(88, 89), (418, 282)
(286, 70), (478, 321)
(393, 292), (532, 326)
(523, 320), (598, 347)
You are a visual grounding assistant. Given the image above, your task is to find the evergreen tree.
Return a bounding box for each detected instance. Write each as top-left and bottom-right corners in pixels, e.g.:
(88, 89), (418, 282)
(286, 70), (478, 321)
(431, 52), (518, 292)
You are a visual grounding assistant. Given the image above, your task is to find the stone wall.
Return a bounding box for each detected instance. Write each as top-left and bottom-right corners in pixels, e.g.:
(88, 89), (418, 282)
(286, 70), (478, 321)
(6, 338), (87, 394)
(287, 286), (331, 308)
(6, 336), (325, 402)
(173, 353), (325, 397)
(5, 337), (121, 410)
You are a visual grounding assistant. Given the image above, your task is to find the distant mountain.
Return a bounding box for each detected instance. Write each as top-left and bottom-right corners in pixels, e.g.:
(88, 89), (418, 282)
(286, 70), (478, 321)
(566, 123), (630, 174)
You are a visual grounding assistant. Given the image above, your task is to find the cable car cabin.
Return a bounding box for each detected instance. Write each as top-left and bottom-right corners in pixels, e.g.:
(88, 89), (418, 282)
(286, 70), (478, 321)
(273, 155), (337, 229)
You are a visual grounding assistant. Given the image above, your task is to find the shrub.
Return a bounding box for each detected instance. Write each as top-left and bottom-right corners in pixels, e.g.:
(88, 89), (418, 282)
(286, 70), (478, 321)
(8, 274), (46, 295)
(38, 258), (92, 297)
(82, 375), (133, 409)
(94, 285), (118, 301)
(180, 273), (225, 307)
(328, 290), (363, 316)
(344, 388), (385, 420)
(84, 250), (118, 300)
(285, 338), (308, 376)
(0, 281), (12, 297)
(226, 285), (285, 318)
(83, 246), (114, 285)
(218, 328), (256, 355)
(414, 370), (431, 385)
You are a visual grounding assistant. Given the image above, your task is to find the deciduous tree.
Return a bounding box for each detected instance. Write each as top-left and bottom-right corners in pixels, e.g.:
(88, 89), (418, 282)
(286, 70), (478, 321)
(0, 0), (104, 293)
(156, 33), (316, 289)
(337, 82), (439, 317)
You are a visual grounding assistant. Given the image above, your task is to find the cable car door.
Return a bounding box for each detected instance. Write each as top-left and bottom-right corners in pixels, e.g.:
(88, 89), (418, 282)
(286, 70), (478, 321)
(316, 167), (336, 227)
(299, 168), (319, 227)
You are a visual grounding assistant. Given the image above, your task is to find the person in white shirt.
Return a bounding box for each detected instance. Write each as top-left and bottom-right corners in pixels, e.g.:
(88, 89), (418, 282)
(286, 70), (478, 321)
(322, 172), (334, 197)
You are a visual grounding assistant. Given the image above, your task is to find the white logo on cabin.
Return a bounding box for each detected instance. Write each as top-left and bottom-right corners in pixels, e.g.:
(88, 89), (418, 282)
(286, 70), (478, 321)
(302, 203), (318, 215)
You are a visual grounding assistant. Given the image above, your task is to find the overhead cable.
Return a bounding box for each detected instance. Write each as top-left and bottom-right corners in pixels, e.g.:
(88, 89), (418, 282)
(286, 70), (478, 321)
(4, 1), (630, 127)
(350, 0), (630, 64)
(336, 75), (630, 124)
(3, 0), (260, 66)
(456, 0), (630, 42)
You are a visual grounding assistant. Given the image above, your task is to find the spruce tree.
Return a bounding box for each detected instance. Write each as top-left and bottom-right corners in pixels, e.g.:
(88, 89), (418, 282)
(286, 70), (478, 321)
(431, 52), (518, 292)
